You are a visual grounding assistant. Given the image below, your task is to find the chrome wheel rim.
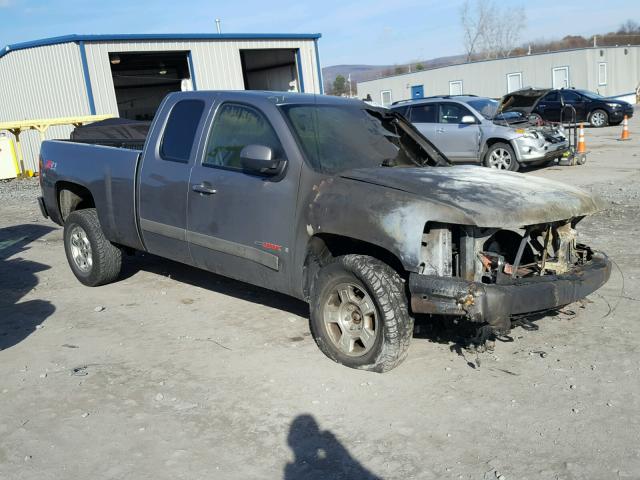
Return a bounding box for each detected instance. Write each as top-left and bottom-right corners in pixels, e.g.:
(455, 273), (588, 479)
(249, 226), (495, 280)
(591, 111), (606, 127)
(322, 282), (377, 357)
(488, 148), (512, 170)
(69, 225), (92, 273)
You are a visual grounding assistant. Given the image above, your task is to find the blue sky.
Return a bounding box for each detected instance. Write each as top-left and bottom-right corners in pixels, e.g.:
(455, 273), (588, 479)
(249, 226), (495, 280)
(0, 0), (636, 66)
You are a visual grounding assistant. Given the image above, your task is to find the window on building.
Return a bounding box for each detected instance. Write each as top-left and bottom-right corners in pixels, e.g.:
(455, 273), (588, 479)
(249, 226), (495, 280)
(409, 104), (437, 123)
(380, 90), (392, 107)
(506, 72), (522, 93)
(449, 80), (463, 96)
(598, 62), (607, 86)
(552, 67), (570, 89)
(160, 99), (205, 163)
(204, 103), (283, 170)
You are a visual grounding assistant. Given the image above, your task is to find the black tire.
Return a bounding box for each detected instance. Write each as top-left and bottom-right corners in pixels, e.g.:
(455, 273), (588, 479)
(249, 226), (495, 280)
(63, 208), (122, 286)
(309, 255), (414, 373)
(588, 109), (608, 128)
(484, 142), (519, 172)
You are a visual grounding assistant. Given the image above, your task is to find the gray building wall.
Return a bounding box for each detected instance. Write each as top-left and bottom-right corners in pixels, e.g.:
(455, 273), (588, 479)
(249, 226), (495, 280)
(0, 42), (92, 170)
(359, 46), (640, 107)
(0, 36), (321, 171)
(84, 38), (321, 115)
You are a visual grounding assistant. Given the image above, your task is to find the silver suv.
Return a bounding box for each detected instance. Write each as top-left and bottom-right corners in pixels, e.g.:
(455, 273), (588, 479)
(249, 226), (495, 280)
(391, 95), (569, 171)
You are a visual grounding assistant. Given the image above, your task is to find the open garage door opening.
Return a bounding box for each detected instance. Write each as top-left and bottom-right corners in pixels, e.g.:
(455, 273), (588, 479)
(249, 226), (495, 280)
(109, 51), (193, 121)
(240, 49), (301, 93)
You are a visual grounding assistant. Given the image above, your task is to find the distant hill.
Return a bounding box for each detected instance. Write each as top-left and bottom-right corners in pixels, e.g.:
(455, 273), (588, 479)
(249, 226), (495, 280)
(322, 54), (466, 94)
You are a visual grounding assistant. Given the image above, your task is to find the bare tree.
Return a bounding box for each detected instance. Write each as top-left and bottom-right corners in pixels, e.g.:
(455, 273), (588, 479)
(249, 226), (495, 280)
(618, 19), (640, 34)
(478, 3), (526, 59)
(460, 0), (491, 62)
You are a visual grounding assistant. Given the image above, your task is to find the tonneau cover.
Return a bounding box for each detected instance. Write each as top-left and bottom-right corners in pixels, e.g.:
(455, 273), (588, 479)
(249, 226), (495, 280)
(71, 118), (150, 141)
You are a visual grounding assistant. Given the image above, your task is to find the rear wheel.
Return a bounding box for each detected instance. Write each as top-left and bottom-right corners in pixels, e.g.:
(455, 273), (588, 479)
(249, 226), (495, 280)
(484, 142), (519, 172)
(588, 109), (608, 128)
(63, 208), (122, 286)
(309, 255), (414, 372)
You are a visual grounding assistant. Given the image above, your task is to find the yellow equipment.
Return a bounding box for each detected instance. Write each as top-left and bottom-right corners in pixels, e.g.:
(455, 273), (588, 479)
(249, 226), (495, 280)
(0, 133), (20, 179)
(0, 114), (114, 176)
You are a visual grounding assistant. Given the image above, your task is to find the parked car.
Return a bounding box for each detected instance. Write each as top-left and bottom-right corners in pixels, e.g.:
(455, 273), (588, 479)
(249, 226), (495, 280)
(391, 95), (568, 171)
(38, 91), (611, 372)
(500, 87), (635, 128)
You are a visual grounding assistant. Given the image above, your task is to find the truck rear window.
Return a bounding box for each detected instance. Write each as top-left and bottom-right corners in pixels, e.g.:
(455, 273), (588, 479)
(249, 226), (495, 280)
(160, 99), (205, 163)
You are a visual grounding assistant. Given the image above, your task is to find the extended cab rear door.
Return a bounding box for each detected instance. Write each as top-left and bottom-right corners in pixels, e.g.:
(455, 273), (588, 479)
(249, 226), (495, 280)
(137, 94), (212, 264)
(185, 95), (301, 294)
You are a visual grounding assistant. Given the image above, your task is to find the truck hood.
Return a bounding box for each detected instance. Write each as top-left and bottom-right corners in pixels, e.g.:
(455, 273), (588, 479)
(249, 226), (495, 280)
(340, 165), (604, 227)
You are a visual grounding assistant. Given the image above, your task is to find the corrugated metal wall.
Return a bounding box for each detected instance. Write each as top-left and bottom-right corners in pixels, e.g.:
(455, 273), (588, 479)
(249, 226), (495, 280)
(0, 38), (320, 171)
(84, 39), (321, 116)
(0, 42), (90, 171)
(359, 46), (640, 106)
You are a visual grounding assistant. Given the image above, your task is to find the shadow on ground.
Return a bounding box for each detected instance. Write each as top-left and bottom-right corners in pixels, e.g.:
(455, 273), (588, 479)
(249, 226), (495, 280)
(284, 414), (382, 480)
(122, 252), (310, 318)
(123, 252), (559, 358)
(0, 224), (55, 351)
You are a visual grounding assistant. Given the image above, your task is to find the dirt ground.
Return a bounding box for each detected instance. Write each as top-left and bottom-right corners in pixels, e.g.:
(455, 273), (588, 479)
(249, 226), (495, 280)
(1, 117), (639, 480)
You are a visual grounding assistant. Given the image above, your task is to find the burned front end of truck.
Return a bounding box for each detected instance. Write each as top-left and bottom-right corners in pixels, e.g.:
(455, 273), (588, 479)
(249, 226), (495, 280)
(409, 219), (611, 335)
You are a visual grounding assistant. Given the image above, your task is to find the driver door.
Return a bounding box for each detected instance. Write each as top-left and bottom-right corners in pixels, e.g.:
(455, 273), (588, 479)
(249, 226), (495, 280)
(186, 98), (300, 293)
(435, 102), (481, 163)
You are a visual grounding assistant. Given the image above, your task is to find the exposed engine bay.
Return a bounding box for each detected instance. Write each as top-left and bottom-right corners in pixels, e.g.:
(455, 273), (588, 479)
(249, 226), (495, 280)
(419, 219), (588, 282)
(411, 219), (609, 335)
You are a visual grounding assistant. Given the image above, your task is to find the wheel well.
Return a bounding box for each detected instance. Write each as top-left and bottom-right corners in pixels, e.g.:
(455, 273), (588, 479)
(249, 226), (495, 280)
(485, 137), (510, 150)
(302, 233), (406, 301)
(57, 182), (95, 221)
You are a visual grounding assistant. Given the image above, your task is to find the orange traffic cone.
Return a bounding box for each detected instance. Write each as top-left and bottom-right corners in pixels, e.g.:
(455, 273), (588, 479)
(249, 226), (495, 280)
(577, 123), (586, 153)
(620, 115), (630, 141)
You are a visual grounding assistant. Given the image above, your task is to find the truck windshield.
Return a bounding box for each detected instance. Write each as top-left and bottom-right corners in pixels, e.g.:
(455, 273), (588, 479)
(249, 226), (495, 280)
(280, 104), (447, 174)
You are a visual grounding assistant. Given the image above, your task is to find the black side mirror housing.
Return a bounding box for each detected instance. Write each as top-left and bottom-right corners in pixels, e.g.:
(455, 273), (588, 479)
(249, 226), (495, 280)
(239, 145), (284, 176)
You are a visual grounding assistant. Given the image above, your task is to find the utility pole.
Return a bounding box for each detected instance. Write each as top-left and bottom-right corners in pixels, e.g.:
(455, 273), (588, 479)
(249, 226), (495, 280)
(348, 73), (352, 97)
(215, 19), (222, 34)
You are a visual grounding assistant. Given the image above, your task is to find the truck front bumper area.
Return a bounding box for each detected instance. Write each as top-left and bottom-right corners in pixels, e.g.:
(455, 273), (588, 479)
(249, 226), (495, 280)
(409, 252), (611, 332)
(515, 138), (569, 164)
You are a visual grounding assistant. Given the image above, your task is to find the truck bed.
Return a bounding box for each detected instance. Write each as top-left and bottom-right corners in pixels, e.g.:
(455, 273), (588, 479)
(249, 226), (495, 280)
(39, 140), (144, 251)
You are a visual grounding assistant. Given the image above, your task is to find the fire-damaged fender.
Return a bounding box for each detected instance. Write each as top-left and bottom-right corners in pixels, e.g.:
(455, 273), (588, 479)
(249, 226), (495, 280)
(304, 176), (477, 273)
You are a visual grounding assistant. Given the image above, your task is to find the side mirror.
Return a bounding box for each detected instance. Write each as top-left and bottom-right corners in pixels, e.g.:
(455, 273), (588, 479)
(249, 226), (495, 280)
(461, 115), (476, 124)
(240, 145), (284, 176)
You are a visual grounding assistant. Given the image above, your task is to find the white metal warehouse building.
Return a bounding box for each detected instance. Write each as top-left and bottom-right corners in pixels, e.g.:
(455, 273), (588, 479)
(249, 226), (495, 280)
(359, 46), (640, 107)
(0, 33), (323, 171)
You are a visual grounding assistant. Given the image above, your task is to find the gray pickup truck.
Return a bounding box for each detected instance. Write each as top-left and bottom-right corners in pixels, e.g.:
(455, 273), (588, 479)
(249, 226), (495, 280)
(38, 91), (611, 372)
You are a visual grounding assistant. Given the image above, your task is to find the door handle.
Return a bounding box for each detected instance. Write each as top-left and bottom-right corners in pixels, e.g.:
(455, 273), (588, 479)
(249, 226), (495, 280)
(192, 184), (217, 195)
(436, 128), (445, 133)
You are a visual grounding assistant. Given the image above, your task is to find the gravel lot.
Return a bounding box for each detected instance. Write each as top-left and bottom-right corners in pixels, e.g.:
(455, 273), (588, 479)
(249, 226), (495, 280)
(1, 118), (639, 479)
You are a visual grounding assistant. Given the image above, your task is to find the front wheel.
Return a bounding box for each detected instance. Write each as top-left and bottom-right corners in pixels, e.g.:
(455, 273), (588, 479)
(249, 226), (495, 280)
(309, 255), (414, 373)
(589, 109), (608, 128)
(63, 208), (122, 286)
(484, 142), (519, 171)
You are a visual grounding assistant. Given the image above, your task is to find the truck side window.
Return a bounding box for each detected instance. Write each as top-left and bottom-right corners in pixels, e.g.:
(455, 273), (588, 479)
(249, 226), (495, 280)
(160, 99), (205, 163)
(410, 104), (437, 123)
(204, 103), (284, 170)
